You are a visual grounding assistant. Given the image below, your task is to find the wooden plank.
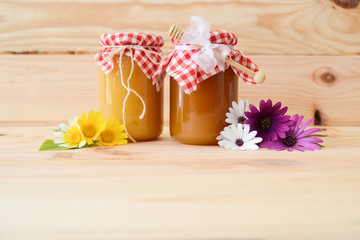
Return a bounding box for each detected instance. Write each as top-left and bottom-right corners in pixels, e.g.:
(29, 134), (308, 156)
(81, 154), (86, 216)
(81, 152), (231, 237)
(1, 125), (359, 163)
(0, 0), (359, 54)
(0, 125), (360, 239)
(1, 54), (359, 125)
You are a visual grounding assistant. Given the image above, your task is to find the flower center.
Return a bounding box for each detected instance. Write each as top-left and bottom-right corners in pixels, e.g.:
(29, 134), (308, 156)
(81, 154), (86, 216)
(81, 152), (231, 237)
(82, 124), (96, 138)
(101, 130), (114, 143)
(70, 132), (82, 144)
(238, 116), (246, 124)
(260, 117), (272, 130)
(235, 139), (244, 146)
(283, 134), (297, 147)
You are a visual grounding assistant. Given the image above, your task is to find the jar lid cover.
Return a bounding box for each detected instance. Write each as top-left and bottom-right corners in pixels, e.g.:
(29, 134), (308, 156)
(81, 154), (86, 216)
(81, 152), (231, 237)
(208, 30), (238, 45)
(99, 32), (164, 47)
(95, 32), (164, 89)
(153, 30), (259, 94)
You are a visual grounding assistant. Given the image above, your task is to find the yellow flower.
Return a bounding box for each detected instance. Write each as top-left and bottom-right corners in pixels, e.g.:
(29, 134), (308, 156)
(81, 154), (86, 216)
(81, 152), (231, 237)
(54, 118), (86, 148)
(97, 117), (128, 146)
(77, 111), (106, 145)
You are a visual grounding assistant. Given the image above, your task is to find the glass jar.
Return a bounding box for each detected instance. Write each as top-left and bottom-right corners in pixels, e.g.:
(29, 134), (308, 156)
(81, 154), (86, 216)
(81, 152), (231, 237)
(99, 55), (163, 141)
(151, 27), (260, 145)
(170, 68), (238, 145)
(95, 32), (164, 142)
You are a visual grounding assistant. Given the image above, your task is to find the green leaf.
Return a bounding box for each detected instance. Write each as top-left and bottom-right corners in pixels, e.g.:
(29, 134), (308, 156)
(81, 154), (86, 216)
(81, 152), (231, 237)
(39, 139), (72, 151)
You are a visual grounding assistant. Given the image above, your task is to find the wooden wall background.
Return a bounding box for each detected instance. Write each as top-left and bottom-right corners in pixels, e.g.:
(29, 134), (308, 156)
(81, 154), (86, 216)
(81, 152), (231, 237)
(0, 0), (359, 125)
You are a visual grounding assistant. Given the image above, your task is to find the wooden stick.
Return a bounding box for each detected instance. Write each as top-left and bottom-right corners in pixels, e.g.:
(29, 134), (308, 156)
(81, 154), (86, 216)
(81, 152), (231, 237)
(168, 24), (266, 84)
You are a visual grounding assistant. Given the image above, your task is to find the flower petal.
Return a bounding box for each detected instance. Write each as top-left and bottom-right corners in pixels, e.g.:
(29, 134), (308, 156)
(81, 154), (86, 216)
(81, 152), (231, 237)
(221, 127), (237, 142)
(273, 106), (288, 116)
(59, 123), (68, 132)
(272, 114), (291, 123)
(292, 115), (304, 132)
(287, 146), (295, 152)
(297, 136), (323, 144)
(297, 127), (320, 139)
(54, 139), (64, 144)
(293, 145), (307, 152)
(271, 101), (281, 113)
(269, 129), (279, 141)
(245, 136), (262, 145)
(77, 112), (87, 126)
(244, 99), (249, 112)
(237, 99), (244, 116)
(231, 124), (240, 139)
(117, 139), (128, 145)
(240, 124), (250, 139)
(243, 129), (257, 142)
(260, 140), (287, 150)
(216, 134), (224, 140)
(226, 112), (234, 118)
(249, 104), (259, 114)
(296, 139), (322, 148)
(79, 141), (87, 148)
(218, 139), (234, 148)
(229, 107), (237, 118)
(253, 137), (263, 144)
(297, 118), (314, 134)
(53, 131), (64, 138)
(225, 118), (238, 124)
(259, 100), (267, 114)
(231, 101), (240, 116)
(68, 117), (76, 127)
(242, 142), (259, 150)
(244, 118), (257, 125)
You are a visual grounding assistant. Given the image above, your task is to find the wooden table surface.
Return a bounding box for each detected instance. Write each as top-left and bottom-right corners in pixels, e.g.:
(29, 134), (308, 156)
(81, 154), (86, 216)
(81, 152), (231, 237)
(1, 125), (360, 240)
(1, 0), (360, 239)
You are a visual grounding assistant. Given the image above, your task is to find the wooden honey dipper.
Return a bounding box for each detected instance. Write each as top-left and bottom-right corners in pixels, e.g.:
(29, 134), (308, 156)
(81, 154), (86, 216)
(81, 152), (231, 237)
(168, 24), (266, 84)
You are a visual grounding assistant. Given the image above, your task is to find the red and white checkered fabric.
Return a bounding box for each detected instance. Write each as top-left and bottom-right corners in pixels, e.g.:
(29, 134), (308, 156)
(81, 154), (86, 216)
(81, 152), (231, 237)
(94, 32), (164, 85)
(153, 30), (259, 94)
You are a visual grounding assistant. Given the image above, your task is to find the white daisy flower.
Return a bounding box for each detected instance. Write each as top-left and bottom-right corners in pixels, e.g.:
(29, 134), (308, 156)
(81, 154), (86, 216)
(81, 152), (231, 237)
(54, 117), (86, 148)
(218, 124), (262, 150)
(216, 125), (230, 141)
(225, 99), (249, 125)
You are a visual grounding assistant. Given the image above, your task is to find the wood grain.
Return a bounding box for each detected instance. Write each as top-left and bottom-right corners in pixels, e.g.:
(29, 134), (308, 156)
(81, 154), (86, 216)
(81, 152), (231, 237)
(0, 125), (360, 239)
(1, 54), (359, 125)
(1, 2), (359, 239)
(0, 0), (359, 54)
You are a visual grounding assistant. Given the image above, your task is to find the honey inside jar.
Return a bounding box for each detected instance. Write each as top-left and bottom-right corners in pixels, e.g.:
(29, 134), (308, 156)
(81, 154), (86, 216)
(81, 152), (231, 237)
(99, 55), (163, 141)
(170, 68), (238, 145)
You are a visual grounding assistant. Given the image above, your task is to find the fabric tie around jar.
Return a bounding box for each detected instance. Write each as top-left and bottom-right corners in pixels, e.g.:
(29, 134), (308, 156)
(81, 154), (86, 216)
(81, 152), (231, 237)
(153, 16), (261, 94)
(95, 32), (164, 142)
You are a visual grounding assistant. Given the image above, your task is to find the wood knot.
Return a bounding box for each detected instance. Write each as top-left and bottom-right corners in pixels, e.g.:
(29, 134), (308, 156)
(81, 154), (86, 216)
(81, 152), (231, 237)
(314, 110), (322, 125)
(321, 72), (336, 84)
(313, 66), (338, 87)
(333, 0), (359, 8)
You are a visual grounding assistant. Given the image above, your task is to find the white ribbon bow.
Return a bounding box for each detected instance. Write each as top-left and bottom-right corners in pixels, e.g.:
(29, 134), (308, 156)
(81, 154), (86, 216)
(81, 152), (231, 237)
(180, 16), (232, 73)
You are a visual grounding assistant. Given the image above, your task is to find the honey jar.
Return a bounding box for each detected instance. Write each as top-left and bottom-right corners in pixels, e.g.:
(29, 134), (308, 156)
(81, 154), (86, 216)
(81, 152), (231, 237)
(95, 32), (164, 142)
(170, 68), (237, 145)
(153, 25), (260, 145)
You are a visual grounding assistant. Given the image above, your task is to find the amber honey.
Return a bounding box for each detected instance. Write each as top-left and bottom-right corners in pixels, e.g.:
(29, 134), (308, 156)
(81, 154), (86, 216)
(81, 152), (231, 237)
(99, 55), (163, 141)
(170, 68), (238, 145)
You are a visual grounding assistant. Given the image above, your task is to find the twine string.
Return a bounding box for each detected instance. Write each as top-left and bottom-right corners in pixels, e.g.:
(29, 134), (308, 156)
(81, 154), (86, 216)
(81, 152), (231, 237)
(101, 45), (162, 143)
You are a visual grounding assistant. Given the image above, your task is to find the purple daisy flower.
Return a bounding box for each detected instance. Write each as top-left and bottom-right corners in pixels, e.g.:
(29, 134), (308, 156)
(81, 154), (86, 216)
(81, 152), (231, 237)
(244, 99), (291, 141)
(260, 114), (323, 151)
